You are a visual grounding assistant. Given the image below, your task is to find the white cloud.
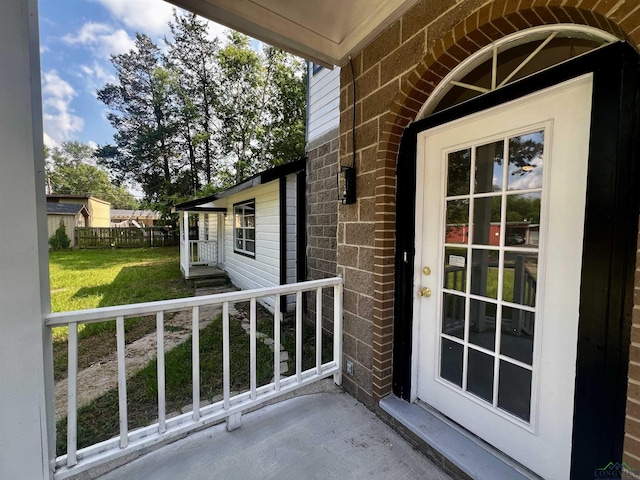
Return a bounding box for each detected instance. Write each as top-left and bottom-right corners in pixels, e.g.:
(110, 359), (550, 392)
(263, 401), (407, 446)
(76, 61), (117, 93)
(41, 70), (84, 145)
(63, 22), (135, 58)
(95, 0), (176, 37)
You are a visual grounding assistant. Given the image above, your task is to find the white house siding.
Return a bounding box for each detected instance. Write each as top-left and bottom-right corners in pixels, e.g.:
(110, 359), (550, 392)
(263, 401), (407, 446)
(222, 181), (281, 310)
(308, 64), (340, 141)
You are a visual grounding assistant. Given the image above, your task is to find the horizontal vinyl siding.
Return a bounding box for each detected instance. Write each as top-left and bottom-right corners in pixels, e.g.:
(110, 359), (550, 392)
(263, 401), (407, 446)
(222, 181), (280, 310)
(308, 66), (340, 141)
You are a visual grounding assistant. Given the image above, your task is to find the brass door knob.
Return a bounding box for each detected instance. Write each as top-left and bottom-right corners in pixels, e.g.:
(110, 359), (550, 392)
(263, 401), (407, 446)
(418, 287), (431, 297)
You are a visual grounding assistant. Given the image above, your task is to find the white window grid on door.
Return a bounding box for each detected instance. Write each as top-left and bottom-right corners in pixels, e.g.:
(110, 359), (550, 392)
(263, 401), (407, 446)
(434, 123), (550, 428)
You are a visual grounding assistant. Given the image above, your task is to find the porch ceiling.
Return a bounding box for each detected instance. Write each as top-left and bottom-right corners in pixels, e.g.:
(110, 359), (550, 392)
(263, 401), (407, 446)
(165, 0), (419, 66)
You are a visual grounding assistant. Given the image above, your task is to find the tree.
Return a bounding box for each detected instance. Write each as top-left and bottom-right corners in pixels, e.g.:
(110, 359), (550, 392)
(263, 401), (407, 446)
(47, 141), (137, 209)
(97, 34), (181, 204)
(214, 33), (306, 182)
(96, 13), (307, 212)
(166, 12), (220, 188)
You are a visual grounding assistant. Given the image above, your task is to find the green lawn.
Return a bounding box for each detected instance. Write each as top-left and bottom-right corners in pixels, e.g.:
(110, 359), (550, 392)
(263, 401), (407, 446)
(49, 247), (189, 313)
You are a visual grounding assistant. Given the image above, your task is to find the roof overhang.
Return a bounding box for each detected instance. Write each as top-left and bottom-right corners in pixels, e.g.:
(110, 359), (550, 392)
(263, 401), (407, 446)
(166, 0), (419, 67)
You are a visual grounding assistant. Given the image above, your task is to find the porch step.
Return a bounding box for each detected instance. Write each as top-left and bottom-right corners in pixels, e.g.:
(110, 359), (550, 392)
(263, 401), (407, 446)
(193, 276), (229, 288)
(379, 395), (540, 480)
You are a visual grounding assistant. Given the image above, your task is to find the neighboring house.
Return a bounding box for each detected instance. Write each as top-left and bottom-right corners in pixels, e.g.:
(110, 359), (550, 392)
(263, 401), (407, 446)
(45, 203), (88, 246)
(173, 159), (305, 312)
(110, 209), (161, 227)
(7, 2), (640, 480)
(46, 194), (111, 227)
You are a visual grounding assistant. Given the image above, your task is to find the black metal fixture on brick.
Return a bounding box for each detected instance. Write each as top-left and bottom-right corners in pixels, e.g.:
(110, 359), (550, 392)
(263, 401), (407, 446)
(337, 55), (357, 205)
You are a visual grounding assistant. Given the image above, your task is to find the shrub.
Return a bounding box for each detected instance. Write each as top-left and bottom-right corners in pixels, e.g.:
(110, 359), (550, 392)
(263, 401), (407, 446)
(49, 221), (71, 250)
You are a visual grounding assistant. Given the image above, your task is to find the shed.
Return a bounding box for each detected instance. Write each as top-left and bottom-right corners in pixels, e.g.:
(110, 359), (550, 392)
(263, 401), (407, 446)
(174, 160), (305, 311)
(46, 203), (88, 246)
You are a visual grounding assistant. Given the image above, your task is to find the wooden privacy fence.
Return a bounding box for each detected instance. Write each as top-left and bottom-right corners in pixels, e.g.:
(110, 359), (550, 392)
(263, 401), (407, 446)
(76, 227), (179, 248)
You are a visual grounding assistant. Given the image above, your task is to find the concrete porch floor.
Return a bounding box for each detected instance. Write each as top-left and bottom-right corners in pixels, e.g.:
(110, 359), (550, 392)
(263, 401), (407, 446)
(97, 391), (451, 480)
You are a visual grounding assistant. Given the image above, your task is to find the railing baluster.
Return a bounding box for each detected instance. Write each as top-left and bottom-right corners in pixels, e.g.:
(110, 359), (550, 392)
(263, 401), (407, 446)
(116, 315), (128, 448)
(156, 311), (166, 433)
(223, 301), (230, 410)
(316, 287), (322, 375)
(296, 291), (302, 383)
(250, 297), (257, 400)
(274, 295), (281, 390)
(192, 306), (200, 421)
(333, 283), (343, 385)
(67, 322), (78, 467)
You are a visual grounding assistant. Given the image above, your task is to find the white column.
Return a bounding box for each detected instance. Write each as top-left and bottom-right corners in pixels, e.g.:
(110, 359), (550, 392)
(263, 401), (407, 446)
(0, 0), (54, 479)
(183, 211), (190, 278)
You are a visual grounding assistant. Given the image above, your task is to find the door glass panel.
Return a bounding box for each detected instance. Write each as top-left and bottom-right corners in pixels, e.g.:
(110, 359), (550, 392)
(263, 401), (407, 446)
(446, 200), (469, 244)
(444, 247), (467, 292)
(503, 252), (537, 306)
(447, 148), (471, 196)
(475, 140), (504, 193)
(442, 293), (465, 339)
(498, 361), (532, 421)
(438, 127), (544, 425)
(441, 339), (464, 387)
(467, 348), (494, 403)
(472, 196), (501, 245)
(508, 131), (544, 191)
(469, 299), (496, 351)
(470, 249), (498, 299)
(505, 193), (540, 246)
(501, 306), (535, 365)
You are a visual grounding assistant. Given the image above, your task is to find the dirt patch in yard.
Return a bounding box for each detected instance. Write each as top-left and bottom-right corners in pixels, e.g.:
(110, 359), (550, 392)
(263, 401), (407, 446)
(54, 304), (221, 421)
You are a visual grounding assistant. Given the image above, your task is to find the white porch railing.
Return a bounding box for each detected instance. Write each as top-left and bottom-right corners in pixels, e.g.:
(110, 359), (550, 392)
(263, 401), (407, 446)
(189, 239), (217, 266)
(45, 277), (343, 479)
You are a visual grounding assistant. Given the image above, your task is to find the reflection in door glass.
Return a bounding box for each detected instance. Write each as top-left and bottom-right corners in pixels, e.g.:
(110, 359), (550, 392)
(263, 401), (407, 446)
(441, 339), (463, 387)
(446, 200), (469, 244)
(469, 299), (496, 351)
(443, 247), (467, 292)
(501, 306), (535, 365)
(508, 131), (544, 191)
(442, 293), (465, 339)
(475, 140), (504, 193)
(467, 348), (495, 403)
(447, 148), (471, 196)
(506, 193), (541, 246)
(473, 196), (501, 245)
(502, 252), (537, 306)
(470, 249), (498, 299)
(498, 361), (532, 421)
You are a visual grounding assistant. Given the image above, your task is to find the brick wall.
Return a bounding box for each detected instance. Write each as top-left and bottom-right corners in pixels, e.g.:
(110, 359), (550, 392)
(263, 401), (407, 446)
(306, 128), (339, 326)
(333, 0), (640, 462)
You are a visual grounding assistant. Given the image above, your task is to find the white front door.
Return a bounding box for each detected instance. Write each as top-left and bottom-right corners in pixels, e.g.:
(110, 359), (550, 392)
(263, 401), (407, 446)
(413, 75), (593, 479)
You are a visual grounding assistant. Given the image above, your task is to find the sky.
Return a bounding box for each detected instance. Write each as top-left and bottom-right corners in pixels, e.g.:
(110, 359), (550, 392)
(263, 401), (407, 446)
(38, 0), (232, 150)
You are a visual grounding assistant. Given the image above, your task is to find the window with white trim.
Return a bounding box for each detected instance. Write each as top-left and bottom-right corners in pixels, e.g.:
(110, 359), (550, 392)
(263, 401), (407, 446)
(233, 200), (255, 257)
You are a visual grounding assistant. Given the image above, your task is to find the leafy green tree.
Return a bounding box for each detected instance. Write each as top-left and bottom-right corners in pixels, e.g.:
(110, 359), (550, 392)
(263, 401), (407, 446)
(47, 141), (137, 209)
(166, 12), (220, 188)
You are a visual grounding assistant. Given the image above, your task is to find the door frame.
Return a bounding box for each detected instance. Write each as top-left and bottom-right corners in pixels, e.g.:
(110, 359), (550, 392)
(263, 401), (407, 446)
(392, 41), (640, 477)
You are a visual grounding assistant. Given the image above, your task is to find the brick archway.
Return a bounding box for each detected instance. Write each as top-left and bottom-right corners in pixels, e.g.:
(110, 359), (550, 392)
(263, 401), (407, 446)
(368, 2), (634, 402)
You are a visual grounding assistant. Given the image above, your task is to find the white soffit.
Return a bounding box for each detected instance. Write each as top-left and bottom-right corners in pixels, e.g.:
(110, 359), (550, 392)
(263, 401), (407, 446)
(166, 0), (419, 66)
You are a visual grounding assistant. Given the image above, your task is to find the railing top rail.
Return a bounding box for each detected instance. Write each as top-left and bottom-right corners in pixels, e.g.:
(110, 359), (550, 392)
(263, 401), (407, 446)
(45, 277), (343, 326)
